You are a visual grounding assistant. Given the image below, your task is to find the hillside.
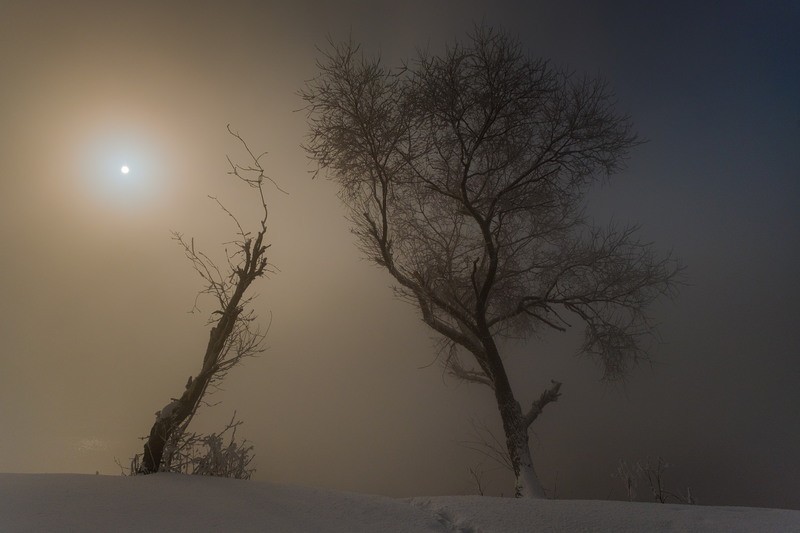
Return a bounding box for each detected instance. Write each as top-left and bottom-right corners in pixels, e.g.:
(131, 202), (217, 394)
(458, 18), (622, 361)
(1, 473), (797, 532)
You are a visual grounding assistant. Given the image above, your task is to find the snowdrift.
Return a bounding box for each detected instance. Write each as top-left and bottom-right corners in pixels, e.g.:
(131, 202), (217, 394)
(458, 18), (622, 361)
(1, 473), (797, 532)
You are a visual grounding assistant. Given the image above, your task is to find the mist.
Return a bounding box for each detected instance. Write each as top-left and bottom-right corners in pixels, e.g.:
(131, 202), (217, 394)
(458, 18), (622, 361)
(1, 0), (798, 509)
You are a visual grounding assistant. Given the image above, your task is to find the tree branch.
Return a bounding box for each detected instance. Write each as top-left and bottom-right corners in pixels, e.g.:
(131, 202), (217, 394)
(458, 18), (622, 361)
(523, 380), (563, 428)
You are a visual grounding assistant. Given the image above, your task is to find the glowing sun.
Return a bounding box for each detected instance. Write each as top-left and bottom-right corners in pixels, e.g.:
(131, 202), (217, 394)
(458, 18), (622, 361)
(120, 165), (130, 174)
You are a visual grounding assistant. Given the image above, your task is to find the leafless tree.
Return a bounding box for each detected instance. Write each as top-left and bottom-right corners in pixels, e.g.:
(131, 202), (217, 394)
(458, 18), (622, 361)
(136, 126), (275, 474)
(636, 456), (696, 504)
(301, 26), (681, 498)
(615, 459), (639, 501)
(468, 465), (489, 496)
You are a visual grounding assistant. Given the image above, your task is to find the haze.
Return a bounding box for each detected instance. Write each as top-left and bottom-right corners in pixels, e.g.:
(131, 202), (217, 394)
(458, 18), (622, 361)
(1, 1), (798, 509)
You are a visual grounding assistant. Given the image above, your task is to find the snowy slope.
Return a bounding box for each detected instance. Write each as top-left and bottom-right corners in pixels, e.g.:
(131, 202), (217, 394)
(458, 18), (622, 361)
(1, 473), (798, 532)
(412, 496), (800, 533)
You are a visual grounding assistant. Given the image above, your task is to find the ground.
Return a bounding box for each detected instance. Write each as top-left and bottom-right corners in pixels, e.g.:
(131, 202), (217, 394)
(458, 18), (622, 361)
(1, 473), (797, 532)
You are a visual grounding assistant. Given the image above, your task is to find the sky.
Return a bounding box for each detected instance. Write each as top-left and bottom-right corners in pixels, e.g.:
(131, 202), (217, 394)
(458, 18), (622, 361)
(1, 0), (798, 509)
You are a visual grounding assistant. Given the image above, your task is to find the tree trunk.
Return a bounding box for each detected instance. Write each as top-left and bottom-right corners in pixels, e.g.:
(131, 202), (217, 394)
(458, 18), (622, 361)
(482, 336), (547, 498)
(494, 384), (547, 498)
(139, 372), (210, 473)
(138, 312), (238, 473)
(507, 413), (546, 498)
(141, 414), (170, 474)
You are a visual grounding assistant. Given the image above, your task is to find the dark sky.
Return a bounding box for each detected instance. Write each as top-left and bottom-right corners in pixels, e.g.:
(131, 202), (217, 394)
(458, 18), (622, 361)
(1, 0), (798, 509)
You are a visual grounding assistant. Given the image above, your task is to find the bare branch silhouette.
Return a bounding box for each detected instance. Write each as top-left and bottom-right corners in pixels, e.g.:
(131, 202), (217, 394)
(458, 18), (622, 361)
(302, 25), (682, 497)
(135, 128), (275, 474)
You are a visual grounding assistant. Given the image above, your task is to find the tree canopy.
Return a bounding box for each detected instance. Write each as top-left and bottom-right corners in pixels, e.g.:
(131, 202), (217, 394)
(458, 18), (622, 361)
(302, 26), (681, 497)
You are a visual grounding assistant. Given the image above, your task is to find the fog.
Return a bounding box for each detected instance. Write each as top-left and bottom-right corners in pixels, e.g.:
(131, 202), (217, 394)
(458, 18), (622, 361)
(1, 1), (798, 508)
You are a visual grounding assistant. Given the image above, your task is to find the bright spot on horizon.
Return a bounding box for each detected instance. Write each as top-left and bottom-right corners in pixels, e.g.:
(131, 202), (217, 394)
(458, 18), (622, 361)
(120, 165), (130, 174)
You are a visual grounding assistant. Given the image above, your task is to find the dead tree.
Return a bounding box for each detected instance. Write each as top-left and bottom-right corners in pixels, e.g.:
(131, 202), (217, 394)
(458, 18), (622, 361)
(301, 26), (681, 497)
(137, 126), (274, 474)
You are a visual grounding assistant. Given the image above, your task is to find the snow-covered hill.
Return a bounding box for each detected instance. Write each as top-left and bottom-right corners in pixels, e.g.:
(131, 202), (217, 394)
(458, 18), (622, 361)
(1, 473), (797, 532)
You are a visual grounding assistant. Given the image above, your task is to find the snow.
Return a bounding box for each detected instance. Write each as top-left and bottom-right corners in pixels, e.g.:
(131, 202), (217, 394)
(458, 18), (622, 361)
(156, 399), (180, 421)
(1, 473), (797, 532)
(412, 497), (800, 533)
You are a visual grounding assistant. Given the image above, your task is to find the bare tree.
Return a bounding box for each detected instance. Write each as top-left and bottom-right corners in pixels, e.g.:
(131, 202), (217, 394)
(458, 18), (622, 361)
(301, 26), (681, 498)
(615, 459), (639, 501)
(636, 456), (696, 505)
(614, 457), (695, 504)
(468, 465), (489, 496)
(136, 126), (274, 474)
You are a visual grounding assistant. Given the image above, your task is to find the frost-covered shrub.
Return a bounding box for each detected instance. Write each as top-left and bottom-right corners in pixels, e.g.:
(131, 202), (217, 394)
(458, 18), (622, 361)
(129, 413), (255, 479)
(163, 414), (255, 479)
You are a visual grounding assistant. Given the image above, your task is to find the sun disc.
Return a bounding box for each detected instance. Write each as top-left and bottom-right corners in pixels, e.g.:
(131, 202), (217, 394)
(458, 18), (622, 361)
(121, 165), (130, 174)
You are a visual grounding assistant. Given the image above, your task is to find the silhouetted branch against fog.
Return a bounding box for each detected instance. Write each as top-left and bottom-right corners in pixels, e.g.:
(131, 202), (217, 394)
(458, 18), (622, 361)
(302, 24), (682, 498)
(135, 127), (276, 475)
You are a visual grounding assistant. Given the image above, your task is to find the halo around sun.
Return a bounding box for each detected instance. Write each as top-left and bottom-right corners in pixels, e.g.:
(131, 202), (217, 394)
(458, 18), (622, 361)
(77, 129), (167, 214)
